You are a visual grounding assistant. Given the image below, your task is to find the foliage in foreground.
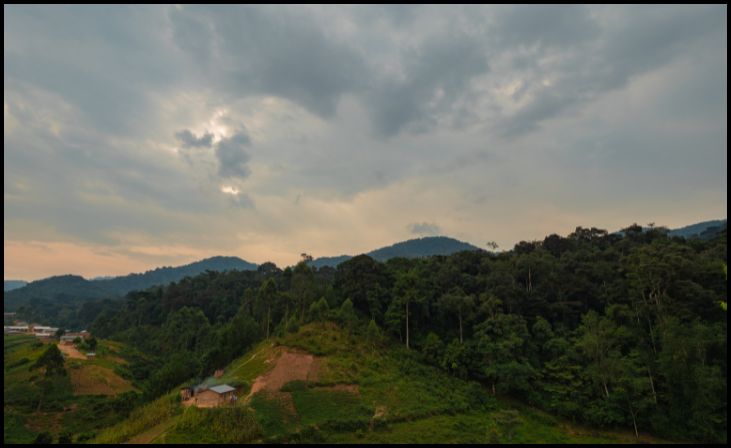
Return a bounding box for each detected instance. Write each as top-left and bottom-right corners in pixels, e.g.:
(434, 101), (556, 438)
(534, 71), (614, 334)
(165, 405), (262, 444)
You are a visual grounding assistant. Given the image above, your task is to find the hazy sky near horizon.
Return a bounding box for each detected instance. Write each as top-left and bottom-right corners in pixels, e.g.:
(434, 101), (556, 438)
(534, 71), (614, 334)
(4, 5), (727, 280)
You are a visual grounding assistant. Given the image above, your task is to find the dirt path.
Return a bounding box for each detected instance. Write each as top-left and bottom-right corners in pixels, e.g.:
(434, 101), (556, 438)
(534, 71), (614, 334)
(247, 349), (319, 399)
(124, 418), (176, 444)
(57, 343), (86, 360)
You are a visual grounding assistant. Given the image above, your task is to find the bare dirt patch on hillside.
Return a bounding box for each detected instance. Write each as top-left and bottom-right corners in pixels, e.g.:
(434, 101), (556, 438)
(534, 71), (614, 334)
(107, 355), (128, 365)
(248, 349), (320, 398)
(58, 343), (86, 360)
(69, 364), (135, 395)
(246, 348), (323, 423)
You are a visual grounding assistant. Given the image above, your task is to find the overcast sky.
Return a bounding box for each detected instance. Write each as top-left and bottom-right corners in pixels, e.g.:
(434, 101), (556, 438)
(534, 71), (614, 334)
(4, 5), (727, 280)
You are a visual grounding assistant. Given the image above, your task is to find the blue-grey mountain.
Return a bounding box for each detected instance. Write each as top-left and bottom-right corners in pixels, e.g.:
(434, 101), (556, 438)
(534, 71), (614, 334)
(668, 219), (727, 240)
(309, 236), (482, 268)
(4, 280), (28, 292)
(4, 256), (257, 312)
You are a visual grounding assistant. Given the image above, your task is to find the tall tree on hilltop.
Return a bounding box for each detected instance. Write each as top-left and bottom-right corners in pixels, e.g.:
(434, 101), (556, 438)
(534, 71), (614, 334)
(392, 268), (423, 350)
(256, 278), (278, 338)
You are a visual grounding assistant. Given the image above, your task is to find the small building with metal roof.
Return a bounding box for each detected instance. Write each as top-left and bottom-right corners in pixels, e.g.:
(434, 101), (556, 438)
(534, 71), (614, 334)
(185, 383), (237, 408)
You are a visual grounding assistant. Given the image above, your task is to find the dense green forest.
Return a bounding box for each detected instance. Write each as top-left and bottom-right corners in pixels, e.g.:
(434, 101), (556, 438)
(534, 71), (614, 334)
(82, 223), (727, 443)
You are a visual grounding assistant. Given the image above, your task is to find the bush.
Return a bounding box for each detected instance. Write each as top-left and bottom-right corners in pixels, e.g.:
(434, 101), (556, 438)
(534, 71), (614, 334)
(76, 432), (96, 443)
(284, 315), (300, 334)
(280, 380), (309, 392)
(58, 432), (73, 444)
(33, 432), (53, 444)
(32, 345), (66, 377)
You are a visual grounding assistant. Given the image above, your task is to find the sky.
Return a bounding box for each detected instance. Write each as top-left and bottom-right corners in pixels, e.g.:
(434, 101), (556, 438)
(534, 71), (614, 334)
(4, 5), (727, 281)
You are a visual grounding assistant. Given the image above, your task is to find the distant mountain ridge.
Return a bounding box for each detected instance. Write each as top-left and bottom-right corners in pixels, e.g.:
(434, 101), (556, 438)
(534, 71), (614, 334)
(308, 236), (482, 268)
(667, 219), (726, 240)
(4, 280), (28, 292)
(4, 256), (257, 312)
(611, 219), (726, 240)
(95, 256), (257, 295)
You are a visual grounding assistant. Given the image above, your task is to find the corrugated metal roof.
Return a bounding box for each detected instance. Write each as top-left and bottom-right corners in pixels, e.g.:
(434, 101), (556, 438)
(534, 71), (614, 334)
(209, 384), (235, 394)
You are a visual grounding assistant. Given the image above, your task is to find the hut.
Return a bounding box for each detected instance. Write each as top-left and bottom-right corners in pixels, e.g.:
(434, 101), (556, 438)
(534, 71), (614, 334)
(63, 331), (90, 341)
(194, 384), (236, 407)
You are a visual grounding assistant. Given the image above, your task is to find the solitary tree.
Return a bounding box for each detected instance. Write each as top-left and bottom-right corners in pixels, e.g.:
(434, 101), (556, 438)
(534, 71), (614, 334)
(32, 344), (66, 377)
(392, 269), (422, 350)
(366, 318), (381, 352)
(256, 279), (278, 338)
(87, 337), (98, 352)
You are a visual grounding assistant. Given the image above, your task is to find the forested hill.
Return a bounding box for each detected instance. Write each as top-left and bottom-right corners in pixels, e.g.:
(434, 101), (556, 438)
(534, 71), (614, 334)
(87, 224), (726, 443)
(309, 236), (481, 268)
(95, 256), (257, 295)
(3, 256), (257, 317)
(4, 275), (114, 311)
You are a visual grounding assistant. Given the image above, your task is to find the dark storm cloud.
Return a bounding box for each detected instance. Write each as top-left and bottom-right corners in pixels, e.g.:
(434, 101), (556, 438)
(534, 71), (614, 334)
(168, 6), (216, 66)
(496, 5), (726, 138)
(492, 5), (599, 48)
(215, 132), (252, 179)
(367, 33), (489, 137)
(4, 5), (179, 136)
(175, 129), (214, 148)
(169, 5), (369, 118)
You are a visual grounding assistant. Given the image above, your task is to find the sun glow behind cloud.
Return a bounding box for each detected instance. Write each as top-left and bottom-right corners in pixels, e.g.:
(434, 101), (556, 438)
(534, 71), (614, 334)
(220, 185), (240, 196)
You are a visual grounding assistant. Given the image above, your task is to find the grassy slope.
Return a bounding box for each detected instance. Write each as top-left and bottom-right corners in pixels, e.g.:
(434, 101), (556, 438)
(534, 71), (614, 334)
(265, 323), (674, 444)
(93, 322), (677, 444)
(90, 339), (277, 444)
(3, 334), (142, 444)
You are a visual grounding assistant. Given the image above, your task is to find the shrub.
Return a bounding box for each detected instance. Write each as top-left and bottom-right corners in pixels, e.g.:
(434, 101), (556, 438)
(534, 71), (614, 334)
(33, 432), (53, 444)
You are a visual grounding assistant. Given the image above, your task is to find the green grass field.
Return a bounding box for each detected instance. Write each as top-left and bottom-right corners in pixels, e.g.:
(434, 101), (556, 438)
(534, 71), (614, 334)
(3, 334), (144, 444)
